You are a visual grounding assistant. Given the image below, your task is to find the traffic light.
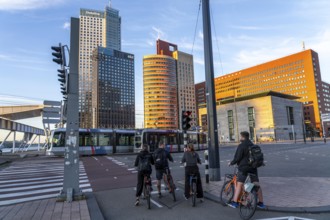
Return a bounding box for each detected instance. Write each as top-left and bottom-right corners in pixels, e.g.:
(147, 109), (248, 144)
(51, 43), (68, 98)
(51, 45), (65, 65)
(182, 110), (192, 131)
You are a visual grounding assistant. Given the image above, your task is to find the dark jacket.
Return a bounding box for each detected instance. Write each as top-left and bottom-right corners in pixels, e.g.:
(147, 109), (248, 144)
(181, 151), (201, 167)
(153, 148), (173, 169)
(134, 149), (154, 172)
(230, 139), (254, 172)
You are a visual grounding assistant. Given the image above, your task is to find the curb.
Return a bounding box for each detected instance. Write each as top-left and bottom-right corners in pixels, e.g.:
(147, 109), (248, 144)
(85, 192), (105, 220)
(177, 181), (330, 214)
(0, 160), (11, 167)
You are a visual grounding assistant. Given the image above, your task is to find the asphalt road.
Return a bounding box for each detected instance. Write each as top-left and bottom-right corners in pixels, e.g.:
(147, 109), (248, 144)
(81, 142), (330, 220)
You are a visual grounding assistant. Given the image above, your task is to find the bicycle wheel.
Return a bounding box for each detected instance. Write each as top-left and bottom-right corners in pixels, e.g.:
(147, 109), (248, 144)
(191, 181), (197, 207)
(220, 180), (234, 205)
(169, 177), (176, 202)
(239, 189), (257, 220)
(145, 184), (151, 210)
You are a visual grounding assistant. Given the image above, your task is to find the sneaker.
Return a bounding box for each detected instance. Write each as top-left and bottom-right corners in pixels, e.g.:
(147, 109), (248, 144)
(257, 202), (266, 209)
(227, 201), (239, 208)
(200, 198), (204, 203)
(184, 195), (189, 200)
(135, 199), (140, 206)
(158, 193), (162, 198)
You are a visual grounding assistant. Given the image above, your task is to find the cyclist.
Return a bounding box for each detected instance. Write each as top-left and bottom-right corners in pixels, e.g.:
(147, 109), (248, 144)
(181, 143), (204, 201)
(227, 131), (265, 209)
(134, 144), (154, 206)
(153, 140), (174, 198)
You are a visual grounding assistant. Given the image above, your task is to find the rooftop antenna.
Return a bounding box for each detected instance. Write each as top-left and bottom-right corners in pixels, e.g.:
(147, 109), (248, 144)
(109, 0), (111, 8)
(302, 41), (305, 50)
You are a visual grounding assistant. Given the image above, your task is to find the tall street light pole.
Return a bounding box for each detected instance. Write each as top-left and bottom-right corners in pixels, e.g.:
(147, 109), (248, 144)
(202, 0), (221, 181)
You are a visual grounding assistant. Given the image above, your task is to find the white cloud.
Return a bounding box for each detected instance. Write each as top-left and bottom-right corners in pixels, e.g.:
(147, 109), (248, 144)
(229, 25), (267, 30)
(62, 21), (70, 30)
(0, 0), (64, 11)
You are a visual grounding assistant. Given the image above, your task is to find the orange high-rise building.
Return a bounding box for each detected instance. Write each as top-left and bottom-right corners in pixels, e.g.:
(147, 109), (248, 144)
(143, 55), (178, 129)
(196, 49), (330, 135)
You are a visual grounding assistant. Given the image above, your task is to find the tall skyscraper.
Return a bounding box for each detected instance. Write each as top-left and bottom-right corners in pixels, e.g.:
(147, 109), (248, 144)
(143, 39), (196, 130)
(143, 55), (178, 129)
(92, 47), (135, 128)
(79, 5), (122, 128)
(173, 51), (197, 129)
(196, 49), (330, 136)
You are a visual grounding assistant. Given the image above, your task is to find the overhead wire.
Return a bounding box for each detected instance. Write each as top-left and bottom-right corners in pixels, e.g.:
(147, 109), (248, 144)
(210, 5), (224, 76)
(191, 0), (202, 55)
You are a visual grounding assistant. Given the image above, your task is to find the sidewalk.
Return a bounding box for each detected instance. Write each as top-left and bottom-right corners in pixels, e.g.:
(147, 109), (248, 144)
(0, 198), (90, 220)
(178, 177), (330, 213)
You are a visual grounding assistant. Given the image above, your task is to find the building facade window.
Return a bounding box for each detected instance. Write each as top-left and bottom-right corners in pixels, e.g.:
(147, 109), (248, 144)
(286, 106), (294, 125)
(228, 110), (235, 141)
(248, 107), (255, 141)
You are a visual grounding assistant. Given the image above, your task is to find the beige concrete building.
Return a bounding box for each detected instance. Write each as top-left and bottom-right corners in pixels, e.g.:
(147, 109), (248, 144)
(173, 51), (197, 129)
(199, 91), (304, 142)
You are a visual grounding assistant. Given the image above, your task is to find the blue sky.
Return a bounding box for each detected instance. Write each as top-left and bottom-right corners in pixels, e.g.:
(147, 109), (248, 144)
(1, 0), (330, 132)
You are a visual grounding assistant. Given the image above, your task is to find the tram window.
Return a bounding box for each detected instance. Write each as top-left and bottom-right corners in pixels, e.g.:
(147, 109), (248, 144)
(53, 132), (65, 147)
(159, 135), (167, 145)
(98, 133), (112, 146)
(199, 133), (207, 144)
(168, 134), (177, 145)
(91, 133), (97, 146)
(189, 134), (198, 144)
(79, 132), (91, 146)
(117, 133), (134, 146)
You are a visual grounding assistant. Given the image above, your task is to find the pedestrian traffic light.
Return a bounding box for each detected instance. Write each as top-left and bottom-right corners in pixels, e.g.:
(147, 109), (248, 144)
(182, 110), (192, 131)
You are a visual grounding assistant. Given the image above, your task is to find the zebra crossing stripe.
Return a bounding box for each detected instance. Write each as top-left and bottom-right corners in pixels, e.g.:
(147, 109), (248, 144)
(0, 168), (86, 175)
(0, 179), (90, 192)
(0, 160), (92, 206)
(0, 188), (92, 206)
(0, 174), (87, 184)
(0, 176), (88, 188)
(0, 184), (91, 199)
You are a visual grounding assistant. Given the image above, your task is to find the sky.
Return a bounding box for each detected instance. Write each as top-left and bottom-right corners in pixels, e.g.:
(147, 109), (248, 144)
(1, 0), (330, 136)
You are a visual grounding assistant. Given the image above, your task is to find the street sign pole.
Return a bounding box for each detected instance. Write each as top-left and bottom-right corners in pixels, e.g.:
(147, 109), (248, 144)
(58, 17), (83, 202)
(202, 0), (221, 181)
(321, 118), (326, 143)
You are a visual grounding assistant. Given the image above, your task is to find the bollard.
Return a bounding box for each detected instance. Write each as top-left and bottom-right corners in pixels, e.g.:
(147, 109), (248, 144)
(204, 150), (209, 183)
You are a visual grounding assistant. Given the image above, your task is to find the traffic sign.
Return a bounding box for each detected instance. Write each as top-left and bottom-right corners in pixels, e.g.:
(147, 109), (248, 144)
(321, 113), (330, 122)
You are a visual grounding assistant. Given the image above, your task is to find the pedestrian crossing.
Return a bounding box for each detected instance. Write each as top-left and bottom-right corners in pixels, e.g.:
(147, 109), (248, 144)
(0, 159), (92, 206)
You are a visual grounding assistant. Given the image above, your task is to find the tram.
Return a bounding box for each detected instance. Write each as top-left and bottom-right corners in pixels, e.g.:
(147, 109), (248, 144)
(47, 128), (207, 156)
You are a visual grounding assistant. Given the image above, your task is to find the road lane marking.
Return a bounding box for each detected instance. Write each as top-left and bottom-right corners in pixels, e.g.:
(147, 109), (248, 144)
(0, 174), (87, 184)
(93, 157), (98, 161)
(128, 168), (136, 171)
(151, 199), (163, 208)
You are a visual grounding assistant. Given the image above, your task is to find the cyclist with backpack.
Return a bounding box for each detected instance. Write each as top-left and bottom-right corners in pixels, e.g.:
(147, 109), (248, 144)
(181, 143), (204, 201)
(153, 140), (174, 198)
(134, 144), (154, 206)
(227, 131), (265, 209)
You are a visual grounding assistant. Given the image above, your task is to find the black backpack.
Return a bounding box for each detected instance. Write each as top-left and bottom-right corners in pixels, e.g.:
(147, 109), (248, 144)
(154, 149), (167, 169)
(248, 145), (264, 168)
(138, 155), (151, 172)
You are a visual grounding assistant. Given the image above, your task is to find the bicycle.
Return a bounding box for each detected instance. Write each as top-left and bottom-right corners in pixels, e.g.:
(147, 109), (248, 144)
(143, 174), (152, 209)
(162, 167), (176, 202)
(220, 167), (258, 220)
(189, 173), (198, 207)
